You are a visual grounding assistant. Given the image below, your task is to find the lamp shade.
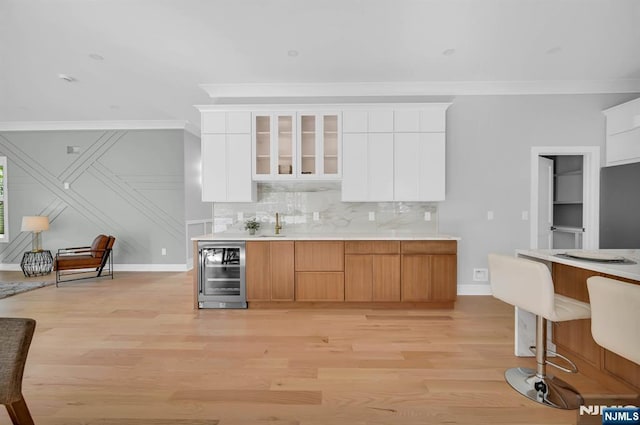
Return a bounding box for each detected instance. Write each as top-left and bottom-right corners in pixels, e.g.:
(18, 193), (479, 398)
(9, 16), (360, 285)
(21, 216), (50, 232)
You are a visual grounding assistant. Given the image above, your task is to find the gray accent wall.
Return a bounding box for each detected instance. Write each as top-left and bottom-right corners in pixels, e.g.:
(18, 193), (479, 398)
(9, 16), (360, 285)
(0, 128), (196, 267)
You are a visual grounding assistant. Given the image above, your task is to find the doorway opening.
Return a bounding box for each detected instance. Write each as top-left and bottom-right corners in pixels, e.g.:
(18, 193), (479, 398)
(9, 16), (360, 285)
(530, 147), (600, 250)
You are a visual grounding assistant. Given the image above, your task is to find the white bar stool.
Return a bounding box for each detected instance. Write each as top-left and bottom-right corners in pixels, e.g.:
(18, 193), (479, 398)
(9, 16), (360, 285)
(586, 276), (640, 365)
(488, 254), (591, 409)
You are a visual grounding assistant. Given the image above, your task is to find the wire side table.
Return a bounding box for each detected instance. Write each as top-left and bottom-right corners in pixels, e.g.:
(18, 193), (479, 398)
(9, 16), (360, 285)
(20, 250), (54, 277)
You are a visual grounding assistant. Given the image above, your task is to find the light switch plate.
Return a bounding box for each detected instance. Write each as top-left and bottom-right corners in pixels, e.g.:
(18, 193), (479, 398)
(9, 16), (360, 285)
(368, 212), (375, 221)
(424, 211), (432, 221)
(487, 211), (494, 221)
(522, 211), (529, 221)
(313, 212), (320, 221)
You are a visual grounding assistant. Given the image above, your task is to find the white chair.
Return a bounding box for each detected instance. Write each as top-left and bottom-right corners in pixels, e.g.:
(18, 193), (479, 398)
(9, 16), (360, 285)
(488, 254), (591, 409)
(586, 276), (640, 365)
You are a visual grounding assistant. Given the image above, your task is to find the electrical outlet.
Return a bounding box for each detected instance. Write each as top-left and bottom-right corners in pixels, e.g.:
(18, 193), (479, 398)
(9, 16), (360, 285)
(161, 248), (167, 256)
(237, 212), (244, 221)
(522, 211), (529, 221)
(424, 211), (432, 221)
(473, 268), (489, 281)
(313, 212), (320, 221)
(487, 211), (494, 221)
(368, 211), (375, 221)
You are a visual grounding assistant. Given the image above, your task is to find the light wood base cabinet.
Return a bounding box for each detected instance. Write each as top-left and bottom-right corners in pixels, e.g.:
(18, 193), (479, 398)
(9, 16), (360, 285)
(295, 241), (345, 301)
(246, 241), (295, 301)
(295, 272), (344, 301)
(344, 241), (401, 301)
(552, 263), (640, 392)
(400, 241), (457, 302)
(246, 239), (457, 308)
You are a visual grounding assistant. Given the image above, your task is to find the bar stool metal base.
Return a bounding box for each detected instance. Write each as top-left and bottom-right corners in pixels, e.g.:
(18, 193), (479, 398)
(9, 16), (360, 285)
(505, 367), (583, 410)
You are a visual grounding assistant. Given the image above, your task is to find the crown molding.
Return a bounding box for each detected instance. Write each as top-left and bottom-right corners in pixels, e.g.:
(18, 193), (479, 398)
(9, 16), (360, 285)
(200, 80), (640, 99)
(195, 102), (452, 112)
(0, 120), (196, 133)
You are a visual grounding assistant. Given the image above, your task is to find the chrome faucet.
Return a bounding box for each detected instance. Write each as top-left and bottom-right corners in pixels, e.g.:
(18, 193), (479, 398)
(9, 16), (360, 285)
(275, 213), (282, 235)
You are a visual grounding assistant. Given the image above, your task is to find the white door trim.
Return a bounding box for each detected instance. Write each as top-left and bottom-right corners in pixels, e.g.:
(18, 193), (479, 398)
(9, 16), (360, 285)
(530, 147), (600, 249)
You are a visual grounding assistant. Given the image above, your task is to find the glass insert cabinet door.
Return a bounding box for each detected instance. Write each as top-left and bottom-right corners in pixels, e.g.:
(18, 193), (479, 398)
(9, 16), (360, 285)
(253, 113), (296, 179)
(298, 113), (340, 178)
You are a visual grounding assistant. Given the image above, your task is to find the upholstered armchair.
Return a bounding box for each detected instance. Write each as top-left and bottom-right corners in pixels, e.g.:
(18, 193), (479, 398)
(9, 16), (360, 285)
(55, 234), (115, 286)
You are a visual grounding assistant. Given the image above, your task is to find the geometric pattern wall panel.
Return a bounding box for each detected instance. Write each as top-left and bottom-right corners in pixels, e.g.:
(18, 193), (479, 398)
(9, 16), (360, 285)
(0, 129), (187, 265)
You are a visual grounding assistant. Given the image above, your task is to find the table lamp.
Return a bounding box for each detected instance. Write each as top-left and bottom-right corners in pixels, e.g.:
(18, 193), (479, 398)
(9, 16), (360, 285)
(21, 216), (50, 252)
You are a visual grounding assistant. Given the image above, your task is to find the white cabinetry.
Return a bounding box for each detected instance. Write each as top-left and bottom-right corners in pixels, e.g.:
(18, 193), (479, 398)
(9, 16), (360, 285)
(603, 97), (640, 166)
(341, 105), (449, 202)
(298, 112), (341, 179)
(200, 111), (256, 202)
(394, 133), (445, 201)
(342, 133), (394, 201)
(342, 109), (394, 201)
(253, 112), (296, 180)
(253, 111), (341, 180)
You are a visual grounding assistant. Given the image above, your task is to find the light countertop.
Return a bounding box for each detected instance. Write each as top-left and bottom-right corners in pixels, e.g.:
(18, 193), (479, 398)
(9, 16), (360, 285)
(192, 232), (460, 242)
(516, 248), (640, 281)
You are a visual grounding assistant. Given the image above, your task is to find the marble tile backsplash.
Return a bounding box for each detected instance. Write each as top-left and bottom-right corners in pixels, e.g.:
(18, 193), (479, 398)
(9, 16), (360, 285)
(213, 182), (439, 235)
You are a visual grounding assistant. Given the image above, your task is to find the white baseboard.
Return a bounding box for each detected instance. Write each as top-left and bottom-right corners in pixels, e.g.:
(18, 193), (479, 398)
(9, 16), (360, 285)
(112, 264), (189, 272)
(457, 283), (492, 296)
(0, 263), (189, 272)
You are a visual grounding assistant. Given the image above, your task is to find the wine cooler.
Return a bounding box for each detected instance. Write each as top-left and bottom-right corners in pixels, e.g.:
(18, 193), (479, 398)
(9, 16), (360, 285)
(197, 241), (247, 309)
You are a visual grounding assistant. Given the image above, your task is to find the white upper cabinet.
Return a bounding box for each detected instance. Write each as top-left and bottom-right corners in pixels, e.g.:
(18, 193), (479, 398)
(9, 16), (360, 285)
(199, 110), (256, 202)
(341, 104), (450, 202)
(394, 133), (446, 201)
(603, 97), (640, 166)
(394, 108), (447, 132)
(342, 133), (394, 201)
(253, 112), (297, 180)
(253, 111), (341, 180)
(201, 111), (251, 134)
(298, 113), (341, 179)
(343, 110), (393, 133)
(198, 103), (449, 202)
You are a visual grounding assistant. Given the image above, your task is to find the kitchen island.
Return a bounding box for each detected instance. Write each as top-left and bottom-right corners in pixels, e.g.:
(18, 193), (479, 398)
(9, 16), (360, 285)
(193, 233), (459, 309)
(515, 249), (640, 392)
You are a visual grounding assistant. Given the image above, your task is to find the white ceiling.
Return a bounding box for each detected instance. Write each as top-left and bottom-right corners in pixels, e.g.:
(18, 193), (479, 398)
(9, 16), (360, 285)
(1, 0), (639, 130)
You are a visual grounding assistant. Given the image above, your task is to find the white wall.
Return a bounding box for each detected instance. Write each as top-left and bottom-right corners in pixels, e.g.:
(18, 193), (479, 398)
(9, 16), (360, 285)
(440, 93), (639, 293)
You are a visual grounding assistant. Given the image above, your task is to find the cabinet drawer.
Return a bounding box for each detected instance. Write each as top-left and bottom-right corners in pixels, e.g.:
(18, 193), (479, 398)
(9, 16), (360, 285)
(295, 272), (344, 301)
(401, 240), (457, 254)
(295, 241), (344, 271)
(344, 241), (400, 254)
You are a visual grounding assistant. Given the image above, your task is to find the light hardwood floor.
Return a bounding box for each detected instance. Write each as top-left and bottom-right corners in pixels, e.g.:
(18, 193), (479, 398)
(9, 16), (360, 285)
(0, 271), (632, 425)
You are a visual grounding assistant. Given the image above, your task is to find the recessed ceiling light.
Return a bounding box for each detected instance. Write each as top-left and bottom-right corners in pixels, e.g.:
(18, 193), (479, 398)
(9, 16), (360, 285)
(89, 53), (104, 60)
(58, 74), (76, 82)
(442, 48), (456, 56)
(287, 50), (299, 57)
(546, 46), (562, 55)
